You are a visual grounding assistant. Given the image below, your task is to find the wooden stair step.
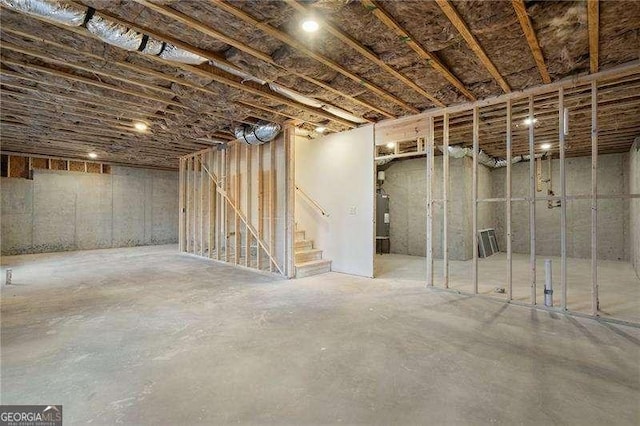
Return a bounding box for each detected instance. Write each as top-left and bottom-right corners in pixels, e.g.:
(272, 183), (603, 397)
(295, 259), (331, 278)
(295, 230), (306, 241)
(295, 248), (323, 263)
(294, 240), (313, 251)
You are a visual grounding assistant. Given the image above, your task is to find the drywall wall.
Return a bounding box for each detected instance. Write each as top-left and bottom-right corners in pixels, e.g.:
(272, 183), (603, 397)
(381, 156), (492, 260)
(492, 152), (629, 261)
(1, 166), (178, 255)
(295, 125), (375, 277)
(630, 139), (640, 277)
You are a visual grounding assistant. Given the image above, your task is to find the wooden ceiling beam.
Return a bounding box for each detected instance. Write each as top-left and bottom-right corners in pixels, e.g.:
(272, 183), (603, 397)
(208, 0), (419, 113)
(435, 0), (511, 93)
(511, 0), (551, 84)
(0, 83), (161, 120)
(0, 57), (186, 108)
(0, 9), (359, 129)
(1, 41), (176, 97)
(100, 2), (391, 119)
(588, 0), (599, 73)
(284, 0), (445, 107)
(0, 71), (183, 115)
(360, 0), (476, 101)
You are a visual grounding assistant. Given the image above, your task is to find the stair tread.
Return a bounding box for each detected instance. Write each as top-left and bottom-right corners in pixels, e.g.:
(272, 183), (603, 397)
(296, 248), (322, 254)
(296, 259), (331, 268)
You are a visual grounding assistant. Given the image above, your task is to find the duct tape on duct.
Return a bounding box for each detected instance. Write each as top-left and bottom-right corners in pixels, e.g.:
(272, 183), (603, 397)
(0, 0), (88, 26)
(235, 122), (281, 145)
(86, 14), (144, 51)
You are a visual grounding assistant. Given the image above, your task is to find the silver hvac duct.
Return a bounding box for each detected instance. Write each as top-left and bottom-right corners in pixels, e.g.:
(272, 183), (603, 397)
(234, 122), (281, 145)
(439, 145), (536, 168)
(1, 0), (208, 64)
(0, 0), (87, 26)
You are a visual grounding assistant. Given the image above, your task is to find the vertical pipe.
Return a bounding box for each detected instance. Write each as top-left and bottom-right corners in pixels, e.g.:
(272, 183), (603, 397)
(559, 88), (568, 310)
(544, 259), (553, 307)
(528, 96), (537, 305)
(591, 81), (599, 315)
(506, 99), (513, 301)
(443, 113), (450, 288)
(472, 107), (479, 294)
(426, 117), (434, 286)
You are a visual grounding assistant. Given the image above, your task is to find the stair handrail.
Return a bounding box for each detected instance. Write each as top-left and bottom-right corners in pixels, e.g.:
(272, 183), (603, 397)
(295, 185), (330, 217)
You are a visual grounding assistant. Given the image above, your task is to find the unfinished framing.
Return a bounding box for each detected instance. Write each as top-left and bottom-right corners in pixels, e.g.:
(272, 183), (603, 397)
(374, 62), (640, 322)
(178, 127), (295, 278)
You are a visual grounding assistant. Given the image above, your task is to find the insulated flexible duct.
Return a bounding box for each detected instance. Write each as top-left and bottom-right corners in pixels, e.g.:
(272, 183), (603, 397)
(234, 122), (281, 145)
(0, 0), (87, 26)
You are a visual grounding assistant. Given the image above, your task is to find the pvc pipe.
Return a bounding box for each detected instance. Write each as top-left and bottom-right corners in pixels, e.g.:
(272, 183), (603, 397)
(544, 259), (553, 307)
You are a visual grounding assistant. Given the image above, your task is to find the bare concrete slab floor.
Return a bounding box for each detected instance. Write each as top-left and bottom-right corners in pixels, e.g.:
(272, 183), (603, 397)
(376, 253), (640, 323)
(2, 246), (639, 425)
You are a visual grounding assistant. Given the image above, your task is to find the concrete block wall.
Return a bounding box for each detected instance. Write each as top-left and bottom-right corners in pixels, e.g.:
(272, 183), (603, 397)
(381, 152), (631, 262)
(1, 166), (178, 255)
(630, 139), (640, 277)
(382, 156), (492, 260)
(492, 153), (630, 261)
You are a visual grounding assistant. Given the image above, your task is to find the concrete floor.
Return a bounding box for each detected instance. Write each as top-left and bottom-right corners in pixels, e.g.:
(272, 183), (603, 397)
(375, 253), (640, 323)
(1, 245), (639, 425)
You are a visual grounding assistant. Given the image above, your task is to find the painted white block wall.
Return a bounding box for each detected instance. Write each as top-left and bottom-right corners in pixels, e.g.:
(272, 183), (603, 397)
(295, 125), (374, 277)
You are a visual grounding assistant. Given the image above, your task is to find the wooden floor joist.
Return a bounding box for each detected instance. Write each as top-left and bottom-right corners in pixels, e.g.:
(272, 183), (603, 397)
(512, 0), (551, 84)
(435, 0), (511, 93)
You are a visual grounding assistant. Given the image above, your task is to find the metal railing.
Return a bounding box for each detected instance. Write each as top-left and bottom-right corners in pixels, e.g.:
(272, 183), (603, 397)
(295, 185), (330, 217)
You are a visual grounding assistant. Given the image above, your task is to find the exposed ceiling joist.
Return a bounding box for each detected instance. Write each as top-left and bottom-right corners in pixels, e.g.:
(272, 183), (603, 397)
(360, 0), (476, 101)
(130, 0), (394, 119)
(511, 0), (551, 84)
(435, 0), (511, 93)
(284, 0), (445, 107)
(588, 0), (600, 73)
(208, 0), (420, 113)
(1, 57), (186, 109)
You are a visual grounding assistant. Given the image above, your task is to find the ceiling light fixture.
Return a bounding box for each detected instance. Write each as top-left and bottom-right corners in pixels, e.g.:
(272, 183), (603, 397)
(134, 122), (148, 132)
(88, 152), (98, 159)
(540, 143), (552, 150)
(386, 142), (396, 149)
(301, 19), (319, 32)
(315, 126), (326, 133)
(523, 117), (538, 126)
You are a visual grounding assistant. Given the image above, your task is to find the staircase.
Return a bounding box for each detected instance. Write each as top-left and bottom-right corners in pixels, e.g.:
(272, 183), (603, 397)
(294, 227), (331, 278)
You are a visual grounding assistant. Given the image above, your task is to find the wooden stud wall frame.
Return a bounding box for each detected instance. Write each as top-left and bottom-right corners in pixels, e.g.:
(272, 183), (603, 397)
(178, 125), (296, 278)
(373, 63), (640, 325)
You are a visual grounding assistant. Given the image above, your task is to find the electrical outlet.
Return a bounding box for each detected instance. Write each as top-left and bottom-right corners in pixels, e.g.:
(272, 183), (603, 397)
(349, 206), (357, 215)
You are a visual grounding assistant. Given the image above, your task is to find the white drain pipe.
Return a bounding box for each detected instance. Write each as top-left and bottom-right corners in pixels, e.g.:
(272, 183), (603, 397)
(544, 259), (553, 307)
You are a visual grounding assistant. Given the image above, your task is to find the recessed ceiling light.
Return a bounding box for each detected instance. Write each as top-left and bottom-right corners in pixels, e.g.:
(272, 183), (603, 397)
(315, 126), (326, 133)
(540, 143), (552, 150)
(301, 19), (319, 32)
(88, 152), (98, 159)
(523, 117), (538, 126)
(134, 122), (148, 132)
(386, 142), (396, 149)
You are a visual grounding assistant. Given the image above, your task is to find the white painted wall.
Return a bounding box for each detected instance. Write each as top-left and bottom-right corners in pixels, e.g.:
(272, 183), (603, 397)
(295, 125), (375, 277)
